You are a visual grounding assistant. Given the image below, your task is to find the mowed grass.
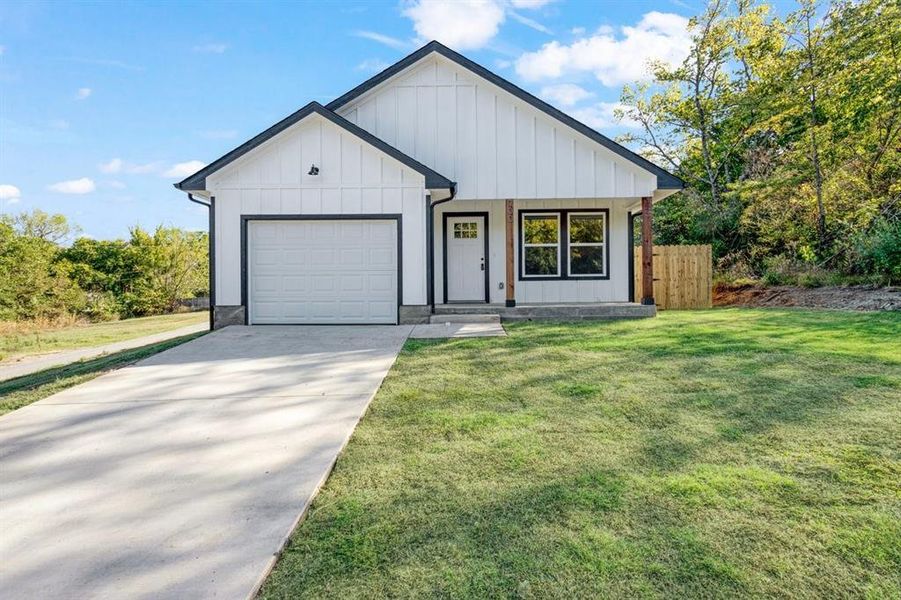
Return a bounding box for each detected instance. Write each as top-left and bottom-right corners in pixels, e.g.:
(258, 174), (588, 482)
(262, 308), (901, 599)
(0, 311), (207, 361)
(0, 332), (205, 415)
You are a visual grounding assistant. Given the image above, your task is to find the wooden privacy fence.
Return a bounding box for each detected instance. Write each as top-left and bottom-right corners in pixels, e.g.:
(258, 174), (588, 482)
(633, 245), (712, 309)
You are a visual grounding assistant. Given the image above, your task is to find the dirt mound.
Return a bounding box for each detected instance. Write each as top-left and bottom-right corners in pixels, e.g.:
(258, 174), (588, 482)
(714, 283), (901, 312)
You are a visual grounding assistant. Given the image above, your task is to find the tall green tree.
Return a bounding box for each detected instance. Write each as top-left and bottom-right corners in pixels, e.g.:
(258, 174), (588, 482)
(0, 213), (86, 320)
(619, 0), (900, 282)
(619, 0), (784, 258)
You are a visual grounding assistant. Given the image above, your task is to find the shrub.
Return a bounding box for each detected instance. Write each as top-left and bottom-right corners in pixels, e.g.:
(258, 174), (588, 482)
(852, 218), (901, 285)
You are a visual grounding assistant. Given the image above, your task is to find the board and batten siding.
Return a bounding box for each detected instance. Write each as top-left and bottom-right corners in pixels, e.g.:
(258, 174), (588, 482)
(207, 113), (428, 307)
(435, 199), (631, 304)
(336, 55), (657, 201)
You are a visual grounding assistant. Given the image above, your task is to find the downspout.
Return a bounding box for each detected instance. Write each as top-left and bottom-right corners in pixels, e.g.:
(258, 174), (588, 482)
(426, 183), (457, 314)
(187, 193), (215, 331)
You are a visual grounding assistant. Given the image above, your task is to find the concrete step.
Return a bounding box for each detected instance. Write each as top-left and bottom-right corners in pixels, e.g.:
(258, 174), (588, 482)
(429, 314), (500, 324)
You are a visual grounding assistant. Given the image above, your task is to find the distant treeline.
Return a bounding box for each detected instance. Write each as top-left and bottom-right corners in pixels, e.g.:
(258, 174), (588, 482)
(620, 0), (900, 286)
(0, 210), (208, 322)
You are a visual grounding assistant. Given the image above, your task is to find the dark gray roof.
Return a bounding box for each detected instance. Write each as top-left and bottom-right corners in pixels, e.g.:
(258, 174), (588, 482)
(174, 101), (455, 192)
(327, 40), (684, 190)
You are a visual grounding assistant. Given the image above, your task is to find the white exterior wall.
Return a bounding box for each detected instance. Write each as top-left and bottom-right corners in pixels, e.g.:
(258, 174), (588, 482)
(336, 55), (657, 201)
(207, 114), (428, 306)
(434, 199), (631, 304)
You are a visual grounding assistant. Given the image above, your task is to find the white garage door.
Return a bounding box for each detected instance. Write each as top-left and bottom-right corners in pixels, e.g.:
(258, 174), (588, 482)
(248, 219), (398, 324)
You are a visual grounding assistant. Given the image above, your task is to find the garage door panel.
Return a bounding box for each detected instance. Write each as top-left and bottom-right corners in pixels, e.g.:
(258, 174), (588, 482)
(368, 301), (396, 320)
(283, 250), (306, 265)
(369, 248), (394, 267)
(253, 276), (280, 293)
(339, 222), (364, 239)
(340, 248), (364, 266)
(283, 276), (306, 292)
(254, 250), (281, 267)
(312, 223), (336, 241)
(340, 275), (365, 292)
(249, 220), (397, 324)
(339, 302), (365, 319)
(368, 274), (393, 292)
(311, 275), (336, 292)
(369, 222), (394, 241)
(254, 222), (279, 240)
(283, 224), (307, 241)
(311, 248), (335, 265)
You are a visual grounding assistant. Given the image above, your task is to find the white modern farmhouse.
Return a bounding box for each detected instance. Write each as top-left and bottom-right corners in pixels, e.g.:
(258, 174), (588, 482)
(176, 41), (683, 328)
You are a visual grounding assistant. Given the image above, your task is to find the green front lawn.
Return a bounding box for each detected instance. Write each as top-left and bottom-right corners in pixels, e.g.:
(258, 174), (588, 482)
(0, 311), (207, 361)
(0, 332), (206, 415)
(263, 308), (901, 599)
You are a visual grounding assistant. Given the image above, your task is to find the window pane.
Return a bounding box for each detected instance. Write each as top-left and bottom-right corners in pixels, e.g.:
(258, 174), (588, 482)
(453, 222), (478, 238)
(524, 215), (558, 244)
(570, 215), (604, 244)
(570, 246), (604, 275)
(525, 246), (558, 275)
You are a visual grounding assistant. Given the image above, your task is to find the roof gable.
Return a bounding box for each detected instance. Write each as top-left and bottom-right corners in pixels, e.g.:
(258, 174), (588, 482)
(327, 41), (682, 190)
(174, 101), (454, 192)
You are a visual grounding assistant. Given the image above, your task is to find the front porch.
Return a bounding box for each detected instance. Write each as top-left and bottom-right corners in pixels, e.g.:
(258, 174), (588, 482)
(431, 197), (659, 312)
(433, 302), (655, 322)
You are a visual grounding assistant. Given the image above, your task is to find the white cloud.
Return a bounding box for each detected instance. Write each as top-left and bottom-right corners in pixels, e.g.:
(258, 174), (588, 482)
(510, 0), (554, 8)
(193, 43), (227, 54)
(75, 87), (92, 100)
(48, 177), (96, 194)
(106, 180), (127, 189)
(199, 129), (238, 140)
(540, 83), (593, 107)
(353, 31), (412, 51)
(508, 10), (552, 34)
(0, 184), (21, 200)
(515, 12), (691, 86)
(357, 58), (391, 72)
(125, 161), (163, 174)
(98, 158), (123, 173)
(104, 160), (164, 175)
(48, 119), (70, 130)
(570, 102), (639, 131)
(402, 0), (506, 50)
(163, 160), (206, 178)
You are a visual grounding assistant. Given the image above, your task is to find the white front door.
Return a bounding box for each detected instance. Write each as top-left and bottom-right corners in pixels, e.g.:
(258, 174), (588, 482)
(446, 215), (486, 302)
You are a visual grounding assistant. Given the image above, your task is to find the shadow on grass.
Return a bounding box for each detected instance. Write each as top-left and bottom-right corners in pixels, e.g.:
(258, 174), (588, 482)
(0, 332), (206, 415)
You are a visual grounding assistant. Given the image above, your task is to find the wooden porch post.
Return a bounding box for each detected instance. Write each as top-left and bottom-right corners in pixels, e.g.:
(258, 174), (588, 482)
(640, 195), (655, 306)
(505, 199), (515, 307)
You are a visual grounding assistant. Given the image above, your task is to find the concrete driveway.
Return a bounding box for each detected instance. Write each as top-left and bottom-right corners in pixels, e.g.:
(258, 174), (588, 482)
(0, 325), (412, 599)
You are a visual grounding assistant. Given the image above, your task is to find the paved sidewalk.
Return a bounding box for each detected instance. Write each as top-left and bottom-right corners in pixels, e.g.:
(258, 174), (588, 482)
(410, 322), (507, 338)
(0, 322), (209, 382)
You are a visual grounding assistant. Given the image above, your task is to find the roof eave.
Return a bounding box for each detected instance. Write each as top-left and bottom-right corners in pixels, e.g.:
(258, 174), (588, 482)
(173, 101), (454, 193)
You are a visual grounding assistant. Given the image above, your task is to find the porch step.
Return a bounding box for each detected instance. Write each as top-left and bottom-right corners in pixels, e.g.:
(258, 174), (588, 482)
(434, 303), (656, 321)
(429, 314), (501, 324)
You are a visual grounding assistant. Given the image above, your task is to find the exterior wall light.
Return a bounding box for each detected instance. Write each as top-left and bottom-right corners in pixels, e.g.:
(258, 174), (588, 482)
(308, 164), (319, 175)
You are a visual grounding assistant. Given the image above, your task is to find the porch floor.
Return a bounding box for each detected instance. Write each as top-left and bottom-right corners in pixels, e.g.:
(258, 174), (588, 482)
(434, 302), (655, 321)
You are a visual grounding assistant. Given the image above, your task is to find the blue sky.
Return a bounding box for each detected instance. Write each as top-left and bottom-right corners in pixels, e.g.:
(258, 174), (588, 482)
(0, 0), (781, 240)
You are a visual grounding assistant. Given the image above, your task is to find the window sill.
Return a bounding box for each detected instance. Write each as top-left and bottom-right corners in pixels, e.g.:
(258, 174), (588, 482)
(519, 275), (610, 282)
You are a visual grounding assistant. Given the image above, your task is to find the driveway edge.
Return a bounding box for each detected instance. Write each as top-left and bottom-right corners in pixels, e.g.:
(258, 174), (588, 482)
(244, 334), (408, 599)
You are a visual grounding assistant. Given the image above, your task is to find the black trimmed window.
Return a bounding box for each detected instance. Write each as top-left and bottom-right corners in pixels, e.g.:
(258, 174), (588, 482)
(568, 212), (606, 276)
(519, 209), (609, 280)
(522, 213), (560, 277)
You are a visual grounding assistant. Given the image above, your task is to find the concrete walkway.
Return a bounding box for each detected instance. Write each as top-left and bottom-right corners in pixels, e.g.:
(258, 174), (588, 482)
(0, 325), (412, 599)
(0, 322), (210, 382)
